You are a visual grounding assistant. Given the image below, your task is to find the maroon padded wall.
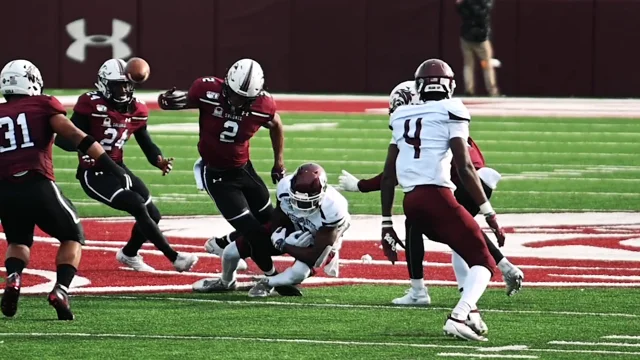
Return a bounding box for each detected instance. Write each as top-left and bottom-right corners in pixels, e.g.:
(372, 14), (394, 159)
(0, 0), (638, 97)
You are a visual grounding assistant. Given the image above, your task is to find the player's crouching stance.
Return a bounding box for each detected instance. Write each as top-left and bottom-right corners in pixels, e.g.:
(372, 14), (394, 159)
(381, 59), (506, 341)
(192, 163), (350, 296)
(0, 60), (131, 320)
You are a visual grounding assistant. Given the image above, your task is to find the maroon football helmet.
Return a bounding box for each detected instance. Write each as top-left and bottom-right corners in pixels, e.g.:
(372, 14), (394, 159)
(289, 163), (328, 212)
(414, 59), (456, 101)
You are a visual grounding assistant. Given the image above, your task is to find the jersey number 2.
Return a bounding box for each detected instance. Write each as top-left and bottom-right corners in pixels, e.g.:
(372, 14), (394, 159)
(0, 113), (34, 153)
(220, 121), (238, 143)
(403, 118), (422, 159)
(100, 128), (128, 151)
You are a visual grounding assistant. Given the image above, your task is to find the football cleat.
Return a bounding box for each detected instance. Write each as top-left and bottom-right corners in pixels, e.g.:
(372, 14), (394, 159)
(274, 285), (303, 297)
(392, 288), (431, 306)
(48, 285), (74, 321)
(503, 266), (524, 296)
(1, 272), (22, 318)
(173, 253), (199, 272)
(248, 278), (274, 298)
(116, 249), (155, 272)
(466, 309), (488, 336)
(192, 278), (237, 293)
(443, 316), (488, 342)
(204, 237), (248, 271)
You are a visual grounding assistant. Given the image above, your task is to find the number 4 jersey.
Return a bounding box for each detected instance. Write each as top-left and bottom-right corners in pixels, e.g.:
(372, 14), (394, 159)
(73, 92), (149, 168)
(0, 95), (66, 181)
(389, 98), (471, 192)
(187, 77), (276, 169)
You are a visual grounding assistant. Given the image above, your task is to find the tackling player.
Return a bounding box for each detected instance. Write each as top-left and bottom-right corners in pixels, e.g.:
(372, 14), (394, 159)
(381, 59), (505, 341)
(158, 59), (289, 287)
(55, 59), (197, 273)
(339, 80), (523, 304)
(192, 163), (350, 297)
(0, 60), (132, 320)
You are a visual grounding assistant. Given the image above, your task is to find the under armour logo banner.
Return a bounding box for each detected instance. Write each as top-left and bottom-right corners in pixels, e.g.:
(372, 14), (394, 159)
(66, 18), (132, 63)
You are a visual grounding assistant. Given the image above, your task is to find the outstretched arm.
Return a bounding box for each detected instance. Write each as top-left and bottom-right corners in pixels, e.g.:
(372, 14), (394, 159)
(54, 113), (91, 152)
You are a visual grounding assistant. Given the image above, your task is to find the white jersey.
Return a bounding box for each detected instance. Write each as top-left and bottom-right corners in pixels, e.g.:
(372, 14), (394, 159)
(277, 175), (351, 241)
(389, 98), (471, 192)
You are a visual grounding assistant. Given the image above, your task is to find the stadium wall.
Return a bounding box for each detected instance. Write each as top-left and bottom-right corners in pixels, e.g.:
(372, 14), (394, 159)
(3, 0), (639, 97)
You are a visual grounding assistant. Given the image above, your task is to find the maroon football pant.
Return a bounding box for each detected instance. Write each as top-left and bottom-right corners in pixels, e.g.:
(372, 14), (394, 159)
(403, 185), (496, 274)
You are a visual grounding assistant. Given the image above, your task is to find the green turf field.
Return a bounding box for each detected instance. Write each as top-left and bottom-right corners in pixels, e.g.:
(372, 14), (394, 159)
(1, 287), (639, 359)
(52, 110), (640, 217)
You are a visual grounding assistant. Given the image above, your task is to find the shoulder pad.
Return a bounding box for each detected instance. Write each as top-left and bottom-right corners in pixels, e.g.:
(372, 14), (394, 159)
(441, 99), (470, 122)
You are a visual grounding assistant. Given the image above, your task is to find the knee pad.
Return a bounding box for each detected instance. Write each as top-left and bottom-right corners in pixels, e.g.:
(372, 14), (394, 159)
(146, 202), (162, 224)
(112, 190), (147, 217)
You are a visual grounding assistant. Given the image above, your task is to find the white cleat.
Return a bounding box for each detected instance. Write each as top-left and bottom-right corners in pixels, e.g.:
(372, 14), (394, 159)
(116, 249), (155, 272)
(503, 266), (524, 296)
(466, 310), (488, 336)
(248, 278), (274, 298)
(173, 253), (199, 272)
(204, 236), (248, 271)
(192, 278), (236, 293)
(443, 317), (488, 342)
(392, 288), (431, 306)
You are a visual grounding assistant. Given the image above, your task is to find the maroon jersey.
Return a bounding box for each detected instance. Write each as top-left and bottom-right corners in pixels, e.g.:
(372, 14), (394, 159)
(188, 77), (277, 168)
(74, 91), (148, 168)
(0, 95), (66, 181)
(451, 137), (486, 185)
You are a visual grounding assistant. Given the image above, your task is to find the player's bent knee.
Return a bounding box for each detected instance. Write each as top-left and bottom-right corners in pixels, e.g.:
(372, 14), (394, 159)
(289, 261), (312, 285)
(112, 190), (147, 215)
(146, 202), (162, 223)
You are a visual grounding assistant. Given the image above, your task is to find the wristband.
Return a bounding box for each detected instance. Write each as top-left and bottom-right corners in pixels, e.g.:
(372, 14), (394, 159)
(382, 216), (393, 227)
(479, 202), (494, 215)
(77, 135), (96, 153)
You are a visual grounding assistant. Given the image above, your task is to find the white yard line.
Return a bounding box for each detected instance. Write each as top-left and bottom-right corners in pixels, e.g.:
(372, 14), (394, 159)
(549, 341), (640, 348)
(603, 336), (640, 340)
(437, 354), (538, 359)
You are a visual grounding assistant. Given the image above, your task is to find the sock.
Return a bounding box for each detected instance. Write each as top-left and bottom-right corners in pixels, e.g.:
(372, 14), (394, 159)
(122, 224), (147, 257)
(405, 222), (425, 279)
(133, 216), (178, 262)
(497, 258), (514, 274)
(56, 264), (77, 289)
(410, 278), (425, 291)
(221, 243), (241, 285)
(452, 251), (470, 290)
(264, 266), (277, 276)
(452, 266), (491, 321)
(483, 232), (504, 263)
(5, 257), (26, 276)
(267, 262), (311, 287)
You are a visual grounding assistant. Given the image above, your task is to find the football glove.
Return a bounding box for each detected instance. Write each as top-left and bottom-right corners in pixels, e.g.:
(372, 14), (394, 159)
(271, 227), (288, 252)
(285, 230), (314, 248)
(193, 157), (205, 191)
(271, 164), (286, 184)
(156, 155), (174, 176)
(381, 218), (404, 264)
(158, 87), (188, 110)
(338, 170), (360, 192)
(80, 154), (95, 167)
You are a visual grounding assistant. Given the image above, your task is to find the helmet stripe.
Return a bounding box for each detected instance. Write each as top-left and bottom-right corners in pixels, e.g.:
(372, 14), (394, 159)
(239, 61), (254, 92)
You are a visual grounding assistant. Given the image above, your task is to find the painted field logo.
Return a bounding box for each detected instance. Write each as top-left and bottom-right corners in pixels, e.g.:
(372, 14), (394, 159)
(1, 213), (640, 294)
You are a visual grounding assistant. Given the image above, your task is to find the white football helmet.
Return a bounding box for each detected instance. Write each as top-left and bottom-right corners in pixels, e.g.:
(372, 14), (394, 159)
(95, 58), (134, 106)
(224, 58), (265, 109)
(389, 80), (419, 114)
(0, 60), (44, 96)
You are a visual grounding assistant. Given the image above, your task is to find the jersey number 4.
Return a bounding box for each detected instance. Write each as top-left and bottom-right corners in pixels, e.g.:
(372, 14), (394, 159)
(403, 118), (422, 159)
(0, 113), (35, 153)
(100, 128), (128, 151)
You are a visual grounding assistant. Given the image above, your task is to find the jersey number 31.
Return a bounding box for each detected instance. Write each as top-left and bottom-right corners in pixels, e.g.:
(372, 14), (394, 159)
(0, 113), (34, 153)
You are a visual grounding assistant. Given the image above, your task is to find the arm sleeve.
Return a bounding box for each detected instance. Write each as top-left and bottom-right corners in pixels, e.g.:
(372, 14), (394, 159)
(448, 120), (470, 140)
(54, 112), (90, 152)
(358, 172), (383, 193)
(134, 125), (162, 166)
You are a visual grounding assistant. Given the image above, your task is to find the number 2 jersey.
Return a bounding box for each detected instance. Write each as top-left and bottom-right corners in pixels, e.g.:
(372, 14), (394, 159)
(389, 99), (471, 192)
(0, 95), (66, 181)
(73, 92), (149, 169)
(187, 77), (277, 169)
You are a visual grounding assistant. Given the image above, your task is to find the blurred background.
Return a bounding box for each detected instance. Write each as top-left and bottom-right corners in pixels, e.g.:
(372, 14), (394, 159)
(4, 0), (639, 97)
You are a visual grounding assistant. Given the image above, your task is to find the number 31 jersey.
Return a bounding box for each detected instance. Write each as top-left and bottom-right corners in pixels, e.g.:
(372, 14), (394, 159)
(73, 92), (149, 168)
(187, 77), (276, 169)
(0, 95), (66, 181)
(389, 99), (471, 192)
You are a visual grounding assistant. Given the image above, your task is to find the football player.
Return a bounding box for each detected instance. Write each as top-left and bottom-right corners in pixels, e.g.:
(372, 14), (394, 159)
(339, 80), (523, 303)
(380, 59), (505, 341)
(192, 163), (350, 297)
(55, 59), (197, 273)
(158, 59), (290, 288)
(0, 60), (131, 320)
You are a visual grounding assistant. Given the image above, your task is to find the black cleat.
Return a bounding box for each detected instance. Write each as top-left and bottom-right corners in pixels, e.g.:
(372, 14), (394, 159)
(1, 273), (21, 317)
(274, 285), (303, 297)
(47, 286), (75, 321)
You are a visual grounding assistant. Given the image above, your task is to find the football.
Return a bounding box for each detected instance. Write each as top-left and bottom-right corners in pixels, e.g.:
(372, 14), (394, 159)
(125, 57), (150, 83)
